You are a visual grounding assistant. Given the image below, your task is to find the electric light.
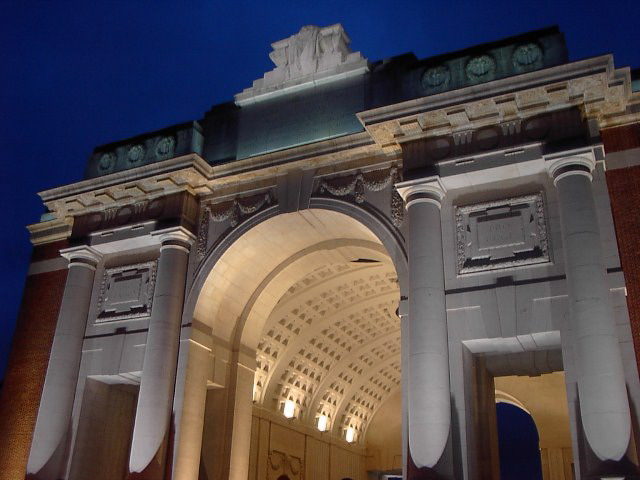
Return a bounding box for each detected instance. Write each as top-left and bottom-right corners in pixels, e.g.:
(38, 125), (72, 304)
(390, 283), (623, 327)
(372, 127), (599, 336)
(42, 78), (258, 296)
(317, 414), (328, 432)
(345, 426), (356, 443)
(283, 399), (296, 419)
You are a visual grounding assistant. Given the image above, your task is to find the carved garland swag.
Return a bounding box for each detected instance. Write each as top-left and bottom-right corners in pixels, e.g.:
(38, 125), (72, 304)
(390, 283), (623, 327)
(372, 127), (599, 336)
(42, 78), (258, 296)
(196, 167), (404, 260)
(197, 191), (273, 258)
(319, 166), (404, 227)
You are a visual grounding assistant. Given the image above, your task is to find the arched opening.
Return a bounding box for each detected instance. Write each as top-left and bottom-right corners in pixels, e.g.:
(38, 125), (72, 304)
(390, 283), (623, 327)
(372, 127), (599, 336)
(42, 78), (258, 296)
(494, 372), (574, 480)
(189, 206), (406, 480)
(496, 402), (542, 480)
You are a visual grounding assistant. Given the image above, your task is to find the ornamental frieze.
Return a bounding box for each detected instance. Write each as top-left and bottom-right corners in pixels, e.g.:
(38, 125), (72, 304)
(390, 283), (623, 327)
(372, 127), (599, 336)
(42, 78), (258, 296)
(85, 122), (203, 179)
(197, 190), (274, 259)
(71, 191), (198, 238)
(318, 166), (404, 227)
(361, 61), (631, 148)
(400, 108), (586, 173)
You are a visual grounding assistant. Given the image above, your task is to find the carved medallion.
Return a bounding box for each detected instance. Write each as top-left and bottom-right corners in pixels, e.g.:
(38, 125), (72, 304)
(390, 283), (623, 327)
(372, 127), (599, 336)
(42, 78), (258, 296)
(127, 144), (145, 164)
(474, 126), (500, 150)
(512, 42), (543, 71)
(425, 136), (452, 160)
(465, 54), (496, 82)
(455, 193), (550, 274)
(98, 152), (116, 173)
(422, 65), (450, 90)
(523, 115), (551, 140)
(155, 136), (175, 160)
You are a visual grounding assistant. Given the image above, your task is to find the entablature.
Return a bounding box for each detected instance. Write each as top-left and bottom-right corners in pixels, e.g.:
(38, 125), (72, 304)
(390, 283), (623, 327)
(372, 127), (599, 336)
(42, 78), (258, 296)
(29, 55), (639, 250)
(30, 132), (397, 245)
(358, 55), (638, 152)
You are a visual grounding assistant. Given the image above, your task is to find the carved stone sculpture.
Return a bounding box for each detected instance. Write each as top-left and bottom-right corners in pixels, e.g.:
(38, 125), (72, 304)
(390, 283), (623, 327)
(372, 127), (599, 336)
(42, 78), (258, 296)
(235, 24), (368, 105)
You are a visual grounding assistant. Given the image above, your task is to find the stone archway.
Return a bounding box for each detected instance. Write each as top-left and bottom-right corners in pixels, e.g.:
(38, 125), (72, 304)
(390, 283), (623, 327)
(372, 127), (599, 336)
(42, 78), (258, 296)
(181, 202), (408, 480)
(495, 373), (574, 480)
(495, 402), (543, 480)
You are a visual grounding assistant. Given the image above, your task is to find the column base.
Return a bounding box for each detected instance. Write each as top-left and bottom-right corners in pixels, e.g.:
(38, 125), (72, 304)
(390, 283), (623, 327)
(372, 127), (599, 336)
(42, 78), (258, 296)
(407, 445), (454, 480)
(584, 458), (640, 480)
(126, 434), (171, 480)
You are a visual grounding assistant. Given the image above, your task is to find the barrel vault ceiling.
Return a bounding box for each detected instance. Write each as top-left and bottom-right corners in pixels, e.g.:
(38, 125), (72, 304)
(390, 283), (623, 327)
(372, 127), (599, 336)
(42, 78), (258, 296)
(254, 260), (401, 440)
(193, 209), (402, 440)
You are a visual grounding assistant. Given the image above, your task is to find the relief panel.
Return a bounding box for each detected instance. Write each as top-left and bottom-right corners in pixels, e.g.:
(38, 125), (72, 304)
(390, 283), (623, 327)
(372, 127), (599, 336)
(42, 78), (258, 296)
(95, 261), (157, 322)
(268, 450), (303, 480)
(455, 192), (550, 274)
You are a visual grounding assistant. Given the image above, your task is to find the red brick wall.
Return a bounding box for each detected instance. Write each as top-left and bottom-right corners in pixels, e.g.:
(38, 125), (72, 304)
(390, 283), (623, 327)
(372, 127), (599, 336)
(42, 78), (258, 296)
(0, 258), (68, 479)
(602, 124), (640, 152)
(607, 164), (640, 375)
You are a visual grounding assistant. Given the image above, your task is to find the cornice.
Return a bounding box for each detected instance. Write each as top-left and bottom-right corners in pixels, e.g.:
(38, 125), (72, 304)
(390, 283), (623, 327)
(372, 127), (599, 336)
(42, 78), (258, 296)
(39, 154), (212, 203)
(32, 56), (640, 225)
(27, 218), (73, 246)
(357, 55), (636, 150)
(35, 132), (393, 223)
(60, 245), (103, 265)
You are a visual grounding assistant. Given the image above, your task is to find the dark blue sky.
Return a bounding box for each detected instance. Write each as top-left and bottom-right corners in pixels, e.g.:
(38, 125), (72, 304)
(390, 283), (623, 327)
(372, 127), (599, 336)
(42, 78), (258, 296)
(496, 402), (543, 479)
(1, 0), (639, 377)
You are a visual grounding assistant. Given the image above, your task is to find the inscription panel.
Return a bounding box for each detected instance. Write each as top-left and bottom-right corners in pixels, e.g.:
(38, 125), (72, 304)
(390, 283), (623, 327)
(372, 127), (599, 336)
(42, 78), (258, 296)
(95, 261), (157, 322)
(455, 193), (550, 274)
(476, 212), (524, 251)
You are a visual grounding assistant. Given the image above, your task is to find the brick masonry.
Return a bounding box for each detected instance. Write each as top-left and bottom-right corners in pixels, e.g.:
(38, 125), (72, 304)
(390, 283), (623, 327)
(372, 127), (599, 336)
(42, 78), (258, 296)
(604, 123), (640, 380)
(606, 163), (640, 376)
(0, 265), (68, 479)
(602, 123), (640, 153)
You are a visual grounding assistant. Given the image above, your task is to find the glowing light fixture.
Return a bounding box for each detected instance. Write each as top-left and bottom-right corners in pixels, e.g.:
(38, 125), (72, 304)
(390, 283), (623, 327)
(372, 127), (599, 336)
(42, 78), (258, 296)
(283, 399), (296, 419)
(345, 426), (356, 443)
(317, 414), (329, 432)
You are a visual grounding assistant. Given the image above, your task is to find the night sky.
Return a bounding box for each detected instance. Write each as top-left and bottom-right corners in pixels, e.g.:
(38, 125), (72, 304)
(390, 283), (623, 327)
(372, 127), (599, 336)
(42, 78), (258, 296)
(496, 402), (543, 479)
(1, 1), (639, 379)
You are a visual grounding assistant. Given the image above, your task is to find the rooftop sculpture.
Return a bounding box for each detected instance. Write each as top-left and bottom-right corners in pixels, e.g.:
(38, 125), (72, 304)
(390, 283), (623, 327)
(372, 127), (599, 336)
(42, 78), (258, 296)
(235, 24), (368, 105)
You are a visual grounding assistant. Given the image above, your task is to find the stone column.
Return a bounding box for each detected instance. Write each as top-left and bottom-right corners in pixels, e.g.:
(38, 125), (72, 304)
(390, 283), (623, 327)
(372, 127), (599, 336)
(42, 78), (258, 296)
(400, 301), (409, 480)
(129, 228), (194, 475)
(228, 356), (256, 480)
(548, 155), (631, 463)
(397, 178), (451, 470)
(172, 335), (212, 480)
(27, 246), (102, 478)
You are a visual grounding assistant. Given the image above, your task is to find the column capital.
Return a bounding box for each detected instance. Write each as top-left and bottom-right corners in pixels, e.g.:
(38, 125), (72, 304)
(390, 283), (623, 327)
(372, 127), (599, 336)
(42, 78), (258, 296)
(395, 176), (447, 209)
(545, 151), (597, 186)
(152, 227), (196, 253)
(60, 245), (103, 270)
